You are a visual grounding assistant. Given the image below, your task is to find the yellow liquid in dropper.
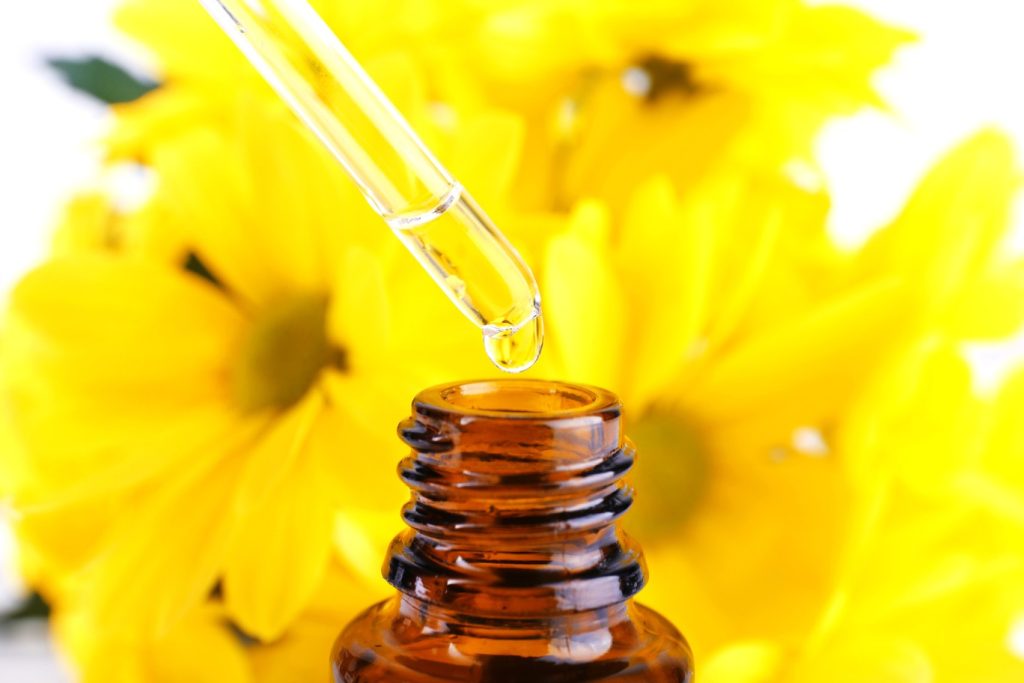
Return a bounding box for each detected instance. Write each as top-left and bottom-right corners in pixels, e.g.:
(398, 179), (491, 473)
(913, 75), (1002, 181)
(388, 186), (543, 373)
(201, 0), (544, 373)
(482, 313), (544, 373)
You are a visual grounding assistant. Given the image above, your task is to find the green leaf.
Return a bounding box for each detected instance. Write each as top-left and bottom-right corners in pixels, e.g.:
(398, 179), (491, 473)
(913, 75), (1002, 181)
(0, 592), (50, 625)
(46, 56), (159, 105)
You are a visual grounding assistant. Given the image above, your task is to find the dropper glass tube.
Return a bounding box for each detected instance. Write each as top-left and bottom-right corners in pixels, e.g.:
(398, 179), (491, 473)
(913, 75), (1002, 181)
(198, 0), (543, 373)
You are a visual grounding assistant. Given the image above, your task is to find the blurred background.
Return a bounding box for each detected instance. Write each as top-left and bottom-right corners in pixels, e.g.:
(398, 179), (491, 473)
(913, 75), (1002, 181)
(2, 0), (1024, 680)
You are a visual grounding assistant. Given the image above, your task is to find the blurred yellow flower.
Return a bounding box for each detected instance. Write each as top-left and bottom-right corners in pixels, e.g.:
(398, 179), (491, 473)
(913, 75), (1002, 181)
(246, 561), (372, 683)
(700, 355), (1024, 683)
(46, 559), (371, 683)
(106, 0), (910, 212)
(470, 0), (913, 210)
(532, 129), (1024, 673)
(1, 98), (505, 643)
(56, 602), (251, 683)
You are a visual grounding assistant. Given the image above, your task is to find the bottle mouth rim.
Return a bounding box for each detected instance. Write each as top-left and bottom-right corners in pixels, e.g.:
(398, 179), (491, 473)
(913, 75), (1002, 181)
(415, 379), (620, 420)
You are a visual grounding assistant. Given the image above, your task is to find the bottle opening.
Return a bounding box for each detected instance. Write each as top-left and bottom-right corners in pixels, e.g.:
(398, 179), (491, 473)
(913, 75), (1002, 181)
(409, 379), (623, 465)
(435, 379), (606, 417)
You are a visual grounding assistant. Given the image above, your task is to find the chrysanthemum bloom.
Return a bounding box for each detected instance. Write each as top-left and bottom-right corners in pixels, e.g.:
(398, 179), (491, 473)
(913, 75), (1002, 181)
(3, 0), (1024, 682)
(105, 0), (910, 210)
(2, 92), (515, 646)
(698, 332), (1024, 682)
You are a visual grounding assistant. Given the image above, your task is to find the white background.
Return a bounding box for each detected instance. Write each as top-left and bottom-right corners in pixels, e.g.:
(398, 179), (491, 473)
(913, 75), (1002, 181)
(2, 1), (1024, 680)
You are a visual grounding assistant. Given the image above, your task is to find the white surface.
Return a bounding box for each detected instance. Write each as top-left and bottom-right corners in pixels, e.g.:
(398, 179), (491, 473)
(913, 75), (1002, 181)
(815, 0), (1024, 249)
(0, 622), (69, 683)
(0, 0), (149, 296)
(1, 5), (132, 680)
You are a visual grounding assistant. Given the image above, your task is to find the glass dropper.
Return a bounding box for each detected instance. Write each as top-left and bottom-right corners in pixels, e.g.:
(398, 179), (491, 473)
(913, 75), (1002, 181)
(197, 0), (543, 373)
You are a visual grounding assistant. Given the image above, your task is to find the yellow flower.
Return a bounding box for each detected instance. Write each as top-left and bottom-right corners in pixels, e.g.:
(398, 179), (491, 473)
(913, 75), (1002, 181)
(700, 357), (1024, 683)
(49, 174), (187, 262)
(47, 559), (374, 683)
(107, 0), (910, 213)
(246, 561), (377, 683)
(1, 95), (516, 644)
(533, 129), (1024, 670)
(537, 170), (863, 652)
(218, 130), (1024, 680)
(55, 602), (251, 683)
(477, 0), (912, 211)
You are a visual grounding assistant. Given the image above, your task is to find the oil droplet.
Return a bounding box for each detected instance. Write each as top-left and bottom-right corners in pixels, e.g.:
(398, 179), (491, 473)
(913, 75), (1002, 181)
(483, 311), (544, 374)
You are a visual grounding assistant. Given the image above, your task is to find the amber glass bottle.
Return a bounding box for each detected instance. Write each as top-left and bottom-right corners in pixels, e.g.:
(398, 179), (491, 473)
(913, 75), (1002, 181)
(331, 379), (694, 682)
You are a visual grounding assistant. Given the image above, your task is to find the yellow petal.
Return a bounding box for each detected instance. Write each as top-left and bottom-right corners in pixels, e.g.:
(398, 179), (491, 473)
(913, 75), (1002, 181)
(13, 492), (117, 579)
(327, 246), (392, 370)
(857, 130), (1020, 318)
(890, 347), (988, 494)
(107, 87), (221, 161)
(701, 641), (781, 683)
(562, 80), (751, 212)
(224, 440), (334, 641)
(319, 370), (404, 446)
(248, 563), (378, 683)
(964, 366), (1024, 519)
(705, 175), (833, 349)
(115, 0), (247, 84)
(148, 605), (253, 683)
(233, 103), (337, 293)
(794, 637), (933, 683)
(308, 377), (406, 512)
(840, 340), (996, 499)
(8, 402), (243, 511)
(50, 191), (117, 256)
(943, 262), (1024, 340)
(83, 451), (245, 636)
(248, 616), (337, 683)
(234, 393), (325, 515)
(57, 603), (251, 683)
(147, 122), (289, 307)
(3, 255), (244, 499)
(334, 507), (401, 591)
(445, 109), (525, 206)
(6, 254), (242, 390)
(690, 277), (908, 426)
(543, 200), (626, 388)
(616, 175), (714, 406)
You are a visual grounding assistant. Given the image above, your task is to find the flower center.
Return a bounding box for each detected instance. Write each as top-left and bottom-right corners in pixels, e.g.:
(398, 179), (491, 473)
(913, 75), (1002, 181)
(626, 411), (710, 540)
(624, 56), (701, 103)
(231, 292), (341, 413)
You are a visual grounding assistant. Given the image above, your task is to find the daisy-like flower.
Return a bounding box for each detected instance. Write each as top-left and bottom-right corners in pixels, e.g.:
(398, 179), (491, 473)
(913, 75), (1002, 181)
(46, 558), (372, 683)
(54, 601), (252, 683)
(119, 130), (1020, 683)
(700, 352), (1024, 683)
(2, 88), (519, 644)
(535, 129), (1024, 671)
(106, 0), (910, 210)
(425, 0), (913, 211)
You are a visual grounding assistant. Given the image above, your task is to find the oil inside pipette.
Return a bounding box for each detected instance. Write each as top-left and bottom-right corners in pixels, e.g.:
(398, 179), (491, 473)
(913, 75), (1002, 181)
(202, 0), (545, 373)
(482, 309), (544, 373)
(387, 186), (544, 373)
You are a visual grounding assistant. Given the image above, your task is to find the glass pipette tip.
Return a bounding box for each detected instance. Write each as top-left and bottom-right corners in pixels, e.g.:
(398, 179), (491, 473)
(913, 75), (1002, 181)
(197, 0), (543, 373)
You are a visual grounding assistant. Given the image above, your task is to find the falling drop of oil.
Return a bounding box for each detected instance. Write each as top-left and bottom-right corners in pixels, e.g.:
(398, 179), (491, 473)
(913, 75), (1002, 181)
(483, 311), (544, 374)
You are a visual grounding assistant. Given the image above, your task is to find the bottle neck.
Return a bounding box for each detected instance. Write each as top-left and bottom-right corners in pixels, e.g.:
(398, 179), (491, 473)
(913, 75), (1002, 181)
(383, 380), (647, 619)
